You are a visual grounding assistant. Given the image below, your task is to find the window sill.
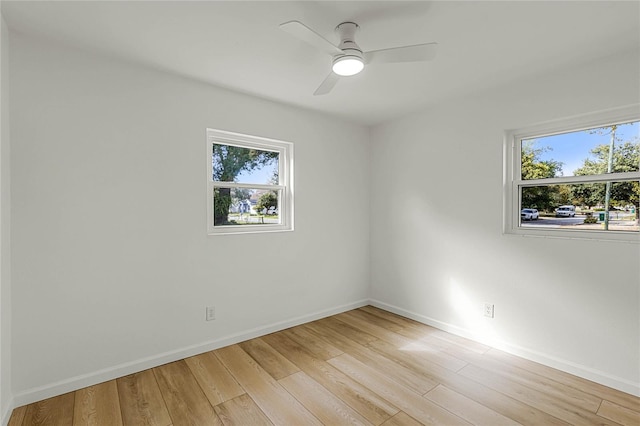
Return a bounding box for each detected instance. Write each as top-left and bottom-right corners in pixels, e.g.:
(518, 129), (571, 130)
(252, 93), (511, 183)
(505, 226), (640, 244)
(208, 225), (294, 236)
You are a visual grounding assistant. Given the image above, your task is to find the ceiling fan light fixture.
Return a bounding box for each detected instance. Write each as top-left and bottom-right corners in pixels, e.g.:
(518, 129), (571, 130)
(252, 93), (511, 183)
(332, 55), (364, 76)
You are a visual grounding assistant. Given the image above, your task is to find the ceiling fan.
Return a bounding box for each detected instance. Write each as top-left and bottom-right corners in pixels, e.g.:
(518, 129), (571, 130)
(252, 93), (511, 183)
(280, 20), (437, 95)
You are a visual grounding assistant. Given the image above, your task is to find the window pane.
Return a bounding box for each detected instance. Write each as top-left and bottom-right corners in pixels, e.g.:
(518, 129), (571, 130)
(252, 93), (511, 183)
(212, 143), (279, 184)
(213, 187), (280, 226)
(521, 121), (639, 180)
(520, 182), (639, 232)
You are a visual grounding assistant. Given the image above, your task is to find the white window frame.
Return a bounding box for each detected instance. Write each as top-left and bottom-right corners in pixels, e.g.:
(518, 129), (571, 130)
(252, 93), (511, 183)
(503, 105), (640, 243)
(207, 128), (294, 235)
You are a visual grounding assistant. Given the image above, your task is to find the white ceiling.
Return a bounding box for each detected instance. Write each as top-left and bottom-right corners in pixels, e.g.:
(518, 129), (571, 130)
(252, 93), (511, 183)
(3, 1), (639, 126)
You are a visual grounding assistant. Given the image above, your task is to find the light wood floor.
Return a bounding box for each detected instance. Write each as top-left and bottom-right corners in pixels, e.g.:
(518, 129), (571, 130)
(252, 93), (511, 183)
(8, 306), (640, 426)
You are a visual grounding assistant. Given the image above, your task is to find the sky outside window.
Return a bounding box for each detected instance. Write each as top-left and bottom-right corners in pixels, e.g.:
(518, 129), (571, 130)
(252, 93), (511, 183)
(524, 121), (639, 177)
(235, 159), (278, 185)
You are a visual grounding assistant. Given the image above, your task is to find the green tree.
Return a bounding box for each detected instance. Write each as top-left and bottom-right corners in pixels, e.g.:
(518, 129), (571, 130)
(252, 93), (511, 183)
(212, 144), (278, 225)
(572, 140), (640, 213)
(521, 142), (563, 180)
(521, 141), (563, 211)
(570, 183), (602, 210)
(255, 191), (278, 214)
(551, 184), (573, 206)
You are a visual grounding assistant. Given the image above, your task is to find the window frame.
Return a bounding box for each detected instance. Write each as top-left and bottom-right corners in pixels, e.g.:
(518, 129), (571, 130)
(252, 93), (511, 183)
(503, 106), (640, 243)
(206, 128), (294, 235)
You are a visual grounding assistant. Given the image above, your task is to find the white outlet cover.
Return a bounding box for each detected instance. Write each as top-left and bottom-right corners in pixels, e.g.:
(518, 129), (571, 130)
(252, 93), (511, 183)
(206, 306), (216, 321)
(484, 303), (494, 318)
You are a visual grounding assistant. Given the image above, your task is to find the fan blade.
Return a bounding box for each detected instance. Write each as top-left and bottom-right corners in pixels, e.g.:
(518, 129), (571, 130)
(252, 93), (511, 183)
(280, 20), (343, 56)
(365, 42), (437, 64)
(314, 72), (339, 96)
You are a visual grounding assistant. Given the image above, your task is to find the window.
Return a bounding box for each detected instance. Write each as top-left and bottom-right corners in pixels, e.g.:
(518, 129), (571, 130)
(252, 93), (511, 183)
(504, 107), (639, 242)
(207, 129), (293, 235)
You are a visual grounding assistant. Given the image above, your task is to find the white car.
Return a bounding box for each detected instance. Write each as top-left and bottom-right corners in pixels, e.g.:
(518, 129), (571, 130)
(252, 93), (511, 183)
(555, 205), (576, 217)
(521, 208), (539, 221)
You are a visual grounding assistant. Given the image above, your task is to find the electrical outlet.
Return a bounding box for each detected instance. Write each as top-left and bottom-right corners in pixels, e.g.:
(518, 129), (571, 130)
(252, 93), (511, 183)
(484, 303), (495, 318)
(206, 306), (216, 321)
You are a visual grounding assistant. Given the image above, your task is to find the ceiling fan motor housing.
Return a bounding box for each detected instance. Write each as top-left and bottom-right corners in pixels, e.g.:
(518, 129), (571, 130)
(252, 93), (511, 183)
(332, 22), (364, 75)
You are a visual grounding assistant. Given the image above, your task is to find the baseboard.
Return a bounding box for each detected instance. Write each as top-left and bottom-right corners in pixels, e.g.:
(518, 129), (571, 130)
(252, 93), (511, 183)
(2, 396), (14, 426)
(369, 299), (640, 397)
(11, 299), (369, 408)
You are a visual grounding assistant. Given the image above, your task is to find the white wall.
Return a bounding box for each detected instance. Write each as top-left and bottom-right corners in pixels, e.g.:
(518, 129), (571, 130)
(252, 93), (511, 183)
(0, 14), (12, 425)
(370, 49), (640, 395)
(9, 33), (370, 403)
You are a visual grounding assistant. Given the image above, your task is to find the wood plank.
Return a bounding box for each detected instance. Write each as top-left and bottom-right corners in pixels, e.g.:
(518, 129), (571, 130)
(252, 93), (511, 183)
(417, 326), (491, 355)
(362, 306), (489, 354)
(302, 319), (371, 353)
(302, 321), (438, 394)
(329, 353), (471, 425)
(352, 308), (404, 332)
(337, 311), (468, 372)
(73, 380), (123, 426)
(282, 325), (343, 360)
(597, 400), (640, 426)
(359, 306), (423, 329)
(464, 350), (603, 413)
(365, 337), (497, 392)
(424, 384), (521, 426)
(458, 363), (620, 425)
(184, 351), (245, 406)
(262, 331), (399, 425)
(238, 337), (299, 380)
(22, 392), (75, 426)
(487, 348), (640, 412)
(366, 338), (569, 426)
(333, 310), (413, 344)
(153, 360), (221, 426)
(404, 330), (603, 415)
(214, 394), (273, 426)
(380, 412), (423, 426)
(415, 324), (491, 354)
(117, 369), (172, 426)
(314, 316), (379, 346)
(279, 371), (372, 426)
(393, 320), (482, 363)
(214, 344), (321, 426)
(7, 405), (27, 426)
